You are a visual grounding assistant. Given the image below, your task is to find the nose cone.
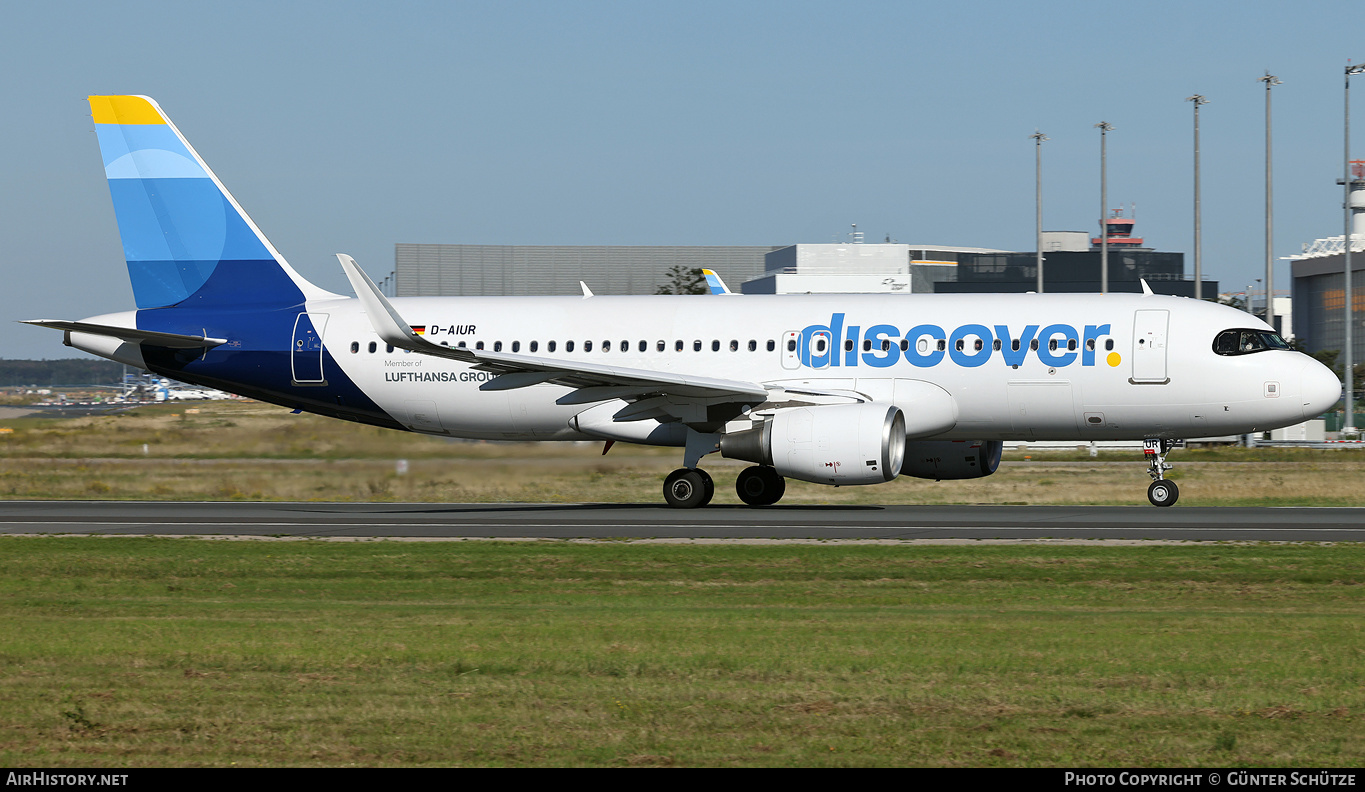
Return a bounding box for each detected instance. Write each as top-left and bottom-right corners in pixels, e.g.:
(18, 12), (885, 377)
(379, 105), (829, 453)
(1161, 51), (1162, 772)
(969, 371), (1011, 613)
(1299, 357), (1343, 420)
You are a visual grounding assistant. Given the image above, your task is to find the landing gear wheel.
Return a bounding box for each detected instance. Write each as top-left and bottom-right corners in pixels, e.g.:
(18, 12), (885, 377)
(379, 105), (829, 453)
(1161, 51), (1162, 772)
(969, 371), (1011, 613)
(1147, 479), (1179, 507)
(735, 465), (786, 506)
(664, 468), (709, 509)
(697, 469), (715, 507)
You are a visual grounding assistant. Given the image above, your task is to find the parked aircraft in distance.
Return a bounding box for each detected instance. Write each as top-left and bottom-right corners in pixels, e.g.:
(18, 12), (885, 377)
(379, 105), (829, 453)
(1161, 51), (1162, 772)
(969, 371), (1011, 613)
(25, 96), (1342, 508)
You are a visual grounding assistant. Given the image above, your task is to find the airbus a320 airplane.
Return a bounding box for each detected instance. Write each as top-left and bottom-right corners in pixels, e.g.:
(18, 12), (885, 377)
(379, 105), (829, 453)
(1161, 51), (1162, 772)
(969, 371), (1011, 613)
(25, 96), (1342, 508)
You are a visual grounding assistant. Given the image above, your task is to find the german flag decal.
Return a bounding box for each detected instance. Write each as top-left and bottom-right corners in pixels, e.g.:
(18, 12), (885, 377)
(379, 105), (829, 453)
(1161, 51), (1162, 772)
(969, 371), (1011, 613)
(410, 326), (426, 335)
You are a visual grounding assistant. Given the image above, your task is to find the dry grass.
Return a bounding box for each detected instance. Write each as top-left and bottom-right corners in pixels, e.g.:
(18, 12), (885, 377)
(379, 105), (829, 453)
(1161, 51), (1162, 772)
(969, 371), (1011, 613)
(0, 400), (1362, 506)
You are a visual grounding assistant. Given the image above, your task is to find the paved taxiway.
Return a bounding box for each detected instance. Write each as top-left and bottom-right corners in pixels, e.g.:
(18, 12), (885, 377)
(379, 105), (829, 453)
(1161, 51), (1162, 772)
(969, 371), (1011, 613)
(1, 501), (1363, 542)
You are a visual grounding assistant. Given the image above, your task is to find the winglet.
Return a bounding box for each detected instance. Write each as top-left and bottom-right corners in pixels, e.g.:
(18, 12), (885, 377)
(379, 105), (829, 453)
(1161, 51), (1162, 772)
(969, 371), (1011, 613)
(337, 254), (474, 362)
(580, 281), (594, 298)
(702, 269), (733, 295)
(1140, 279), (1154, 296)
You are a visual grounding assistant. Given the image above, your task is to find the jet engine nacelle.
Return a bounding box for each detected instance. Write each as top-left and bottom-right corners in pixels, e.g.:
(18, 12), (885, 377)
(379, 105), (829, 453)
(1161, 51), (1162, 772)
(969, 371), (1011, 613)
(899, 440), (1003, 480)
(720, 403), (906, 485)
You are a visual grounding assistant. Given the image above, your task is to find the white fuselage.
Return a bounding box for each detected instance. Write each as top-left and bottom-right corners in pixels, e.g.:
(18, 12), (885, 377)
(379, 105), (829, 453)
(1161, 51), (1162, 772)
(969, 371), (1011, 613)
(303, 291), (1336, 443)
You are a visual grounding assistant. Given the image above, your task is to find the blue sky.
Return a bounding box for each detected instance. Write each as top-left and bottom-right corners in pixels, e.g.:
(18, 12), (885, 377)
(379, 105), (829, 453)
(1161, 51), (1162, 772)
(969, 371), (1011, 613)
(3, 0), (1365, 358)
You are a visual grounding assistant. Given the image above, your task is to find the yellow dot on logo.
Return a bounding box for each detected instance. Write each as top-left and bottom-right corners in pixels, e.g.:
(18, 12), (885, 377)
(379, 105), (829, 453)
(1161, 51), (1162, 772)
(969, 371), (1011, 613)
(1107, 352), (1122, 367)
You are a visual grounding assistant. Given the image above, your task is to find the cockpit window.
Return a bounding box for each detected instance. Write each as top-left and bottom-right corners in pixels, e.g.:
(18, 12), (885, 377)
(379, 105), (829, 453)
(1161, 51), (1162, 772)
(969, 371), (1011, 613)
(1213, 328), (1290, 356)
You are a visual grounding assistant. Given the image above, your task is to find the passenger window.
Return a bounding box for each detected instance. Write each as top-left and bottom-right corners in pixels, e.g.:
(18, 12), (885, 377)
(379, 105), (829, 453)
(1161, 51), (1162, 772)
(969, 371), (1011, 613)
(675, 340), (683, 352)
(1030, 340), (1039, 351)
(748, 340), (757, 352)
(350, 342), (359, 354)
(1011, 339), (1020, 351)
(954, 339), (964, 351)
(845, 339), (855, 352)
(584, 340), (592, 352)
(603, 341), (611, 352)
(620, 340), (628, 352)
(937, 340), (946, 351)
(1105, 339), (1114, 351)
(992, 339), (1001, 351)
(787, 339), (796, 352)
(1067, 339), (1076, 351)
(529, 341), (538, 353)
(566, 340), (574, 352)
(386, 344), (394, 353)
(767, 340), (775, 352)
(494, 341), (503, 352)
(900, 339), (909, 352)
(476, 341), (484, 350)
(972, 339), (982, 351)
(657, 340), (665, 352)
(863, 339), (872, 352)
(815, 338), (826, 353)
(1086, 339), (1096, 351)
(1048, 339), (1057, 351)
(730, 340), (738, 352)
(368, 341), (377, 353)
(512, 341), (521, 352)
(712, 340), (720, 352)
(548, 340), (556, 352)
(695, 340), (703, 352)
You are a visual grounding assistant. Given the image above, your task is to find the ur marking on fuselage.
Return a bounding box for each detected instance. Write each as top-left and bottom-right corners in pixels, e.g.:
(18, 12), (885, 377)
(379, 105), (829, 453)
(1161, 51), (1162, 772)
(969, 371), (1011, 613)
(23, 95), (1343, 509)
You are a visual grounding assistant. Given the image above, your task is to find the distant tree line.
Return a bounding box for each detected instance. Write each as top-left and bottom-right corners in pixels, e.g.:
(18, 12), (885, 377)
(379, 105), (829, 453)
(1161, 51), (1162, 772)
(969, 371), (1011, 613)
(0, 359), (127, 387)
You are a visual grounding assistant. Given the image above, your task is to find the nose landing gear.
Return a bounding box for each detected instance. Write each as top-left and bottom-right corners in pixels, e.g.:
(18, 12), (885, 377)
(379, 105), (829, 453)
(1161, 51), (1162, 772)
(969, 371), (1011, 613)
(1143, 439), (1179, 507)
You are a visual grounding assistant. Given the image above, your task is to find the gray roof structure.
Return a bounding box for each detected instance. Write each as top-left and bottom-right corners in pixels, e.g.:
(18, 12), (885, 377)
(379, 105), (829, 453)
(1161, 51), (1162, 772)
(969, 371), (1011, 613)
(394, 244), (777, 297)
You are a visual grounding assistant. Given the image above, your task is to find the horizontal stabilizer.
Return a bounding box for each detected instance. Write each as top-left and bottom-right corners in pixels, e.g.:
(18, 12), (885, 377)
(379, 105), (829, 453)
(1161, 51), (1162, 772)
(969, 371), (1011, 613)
(21, 319), (227, 349)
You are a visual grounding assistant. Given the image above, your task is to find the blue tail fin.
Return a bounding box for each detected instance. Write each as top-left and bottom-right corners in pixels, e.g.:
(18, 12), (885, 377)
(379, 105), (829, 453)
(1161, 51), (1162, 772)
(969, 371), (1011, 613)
(89, 95), (334, 309)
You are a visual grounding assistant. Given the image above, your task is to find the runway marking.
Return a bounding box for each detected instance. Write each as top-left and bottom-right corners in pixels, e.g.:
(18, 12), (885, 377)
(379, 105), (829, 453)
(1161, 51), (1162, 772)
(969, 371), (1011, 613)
(2, 520), (1364, 534)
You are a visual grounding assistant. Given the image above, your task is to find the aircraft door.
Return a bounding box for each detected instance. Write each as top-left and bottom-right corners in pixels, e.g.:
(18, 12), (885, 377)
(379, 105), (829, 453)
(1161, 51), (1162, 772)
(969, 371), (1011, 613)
(807, 330), (832, 369)
(1007, 381), (1077, 435)
(291, 313), (329, 385)
(1131, 310), (1170, 384)
(781, 331), (801, 370)
(403, 400), (444, 434)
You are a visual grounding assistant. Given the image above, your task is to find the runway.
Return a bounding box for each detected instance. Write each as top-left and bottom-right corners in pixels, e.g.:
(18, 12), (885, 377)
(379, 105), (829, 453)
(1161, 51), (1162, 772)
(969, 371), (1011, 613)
(1, 500), (1364, 542)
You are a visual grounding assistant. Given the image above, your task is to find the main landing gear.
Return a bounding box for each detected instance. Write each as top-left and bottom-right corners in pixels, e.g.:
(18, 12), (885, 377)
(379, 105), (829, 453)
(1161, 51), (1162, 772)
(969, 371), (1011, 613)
(1143, 438), (1179, 507)
(734, 465), (785, 506)
(663, 468), (714, 509)
(662, 465), (787, 508)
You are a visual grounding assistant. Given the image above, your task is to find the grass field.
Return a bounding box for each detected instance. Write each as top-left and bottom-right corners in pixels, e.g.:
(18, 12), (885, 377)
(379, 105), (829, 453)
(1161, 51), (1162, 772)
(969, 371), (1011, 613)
(1, 401), (1362, 767)
(1, 400), (1364, 506)
(0, 538), (1361, 767)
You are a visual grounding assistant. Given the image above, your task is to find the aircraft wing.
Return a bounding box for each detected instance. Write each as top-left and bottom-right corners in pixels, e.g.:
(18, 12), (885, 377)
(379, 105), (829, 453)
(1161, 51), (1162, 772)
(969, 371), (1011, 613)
(338, 255), (779, 428)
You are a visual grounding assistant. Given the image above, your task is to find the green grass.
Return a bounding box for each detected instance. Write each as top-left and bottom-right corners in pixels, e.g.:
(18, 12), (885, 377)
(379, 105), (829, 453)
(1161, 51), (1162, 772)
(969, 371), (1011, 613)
(1, 538), (1361, 767)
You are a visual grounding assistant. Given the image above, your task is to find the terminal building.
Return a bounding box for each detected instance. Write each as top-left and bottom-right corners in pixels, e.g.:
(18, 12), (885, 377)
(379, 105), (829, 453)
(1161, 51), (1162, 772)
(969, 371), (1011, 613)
(1290, 162), (1365, 359)
(391, 210), (1212, 300)
(392, 244), (775, 297)
(941, 211), (1215, 297)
